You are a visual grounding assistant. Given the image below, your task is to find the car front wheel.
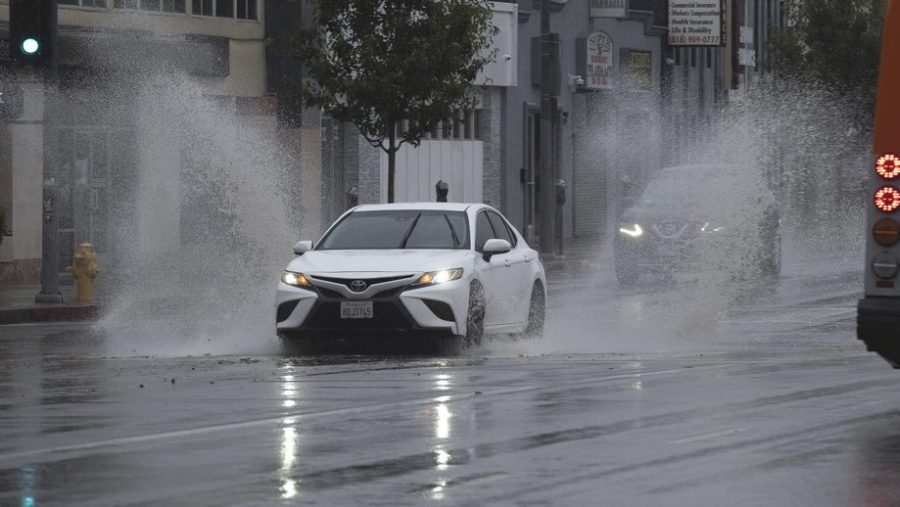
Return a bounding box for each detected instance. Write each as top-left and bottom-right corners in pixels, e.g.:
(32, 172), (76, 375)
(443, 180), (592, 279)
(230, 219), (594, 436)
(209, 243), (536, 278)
(462, 281), (485, 348)
(524, 282), (545, 339)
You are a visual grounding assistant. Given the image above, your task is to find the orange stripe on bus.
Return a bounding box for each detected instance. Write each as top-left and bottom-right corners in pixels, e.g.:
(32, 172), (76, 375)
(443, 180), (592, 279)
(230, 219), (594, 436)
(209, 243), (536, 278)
(875, 0), (900, 154)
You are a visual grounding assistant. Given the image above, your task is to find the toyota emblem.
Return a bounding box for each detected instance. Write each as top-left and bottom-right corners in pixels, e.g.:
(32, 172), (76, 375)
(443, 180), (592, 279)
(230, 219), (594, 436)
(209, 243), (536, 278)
(349, 280), (368, 292)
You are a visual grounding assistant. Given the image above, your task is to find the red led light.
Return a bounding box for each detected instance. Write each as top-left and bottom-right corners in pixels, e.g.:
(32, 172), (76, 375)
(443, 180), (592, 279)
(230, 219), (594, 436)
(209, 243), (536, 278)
(877, 154), (900, 180)
(876, 186), (900, 212)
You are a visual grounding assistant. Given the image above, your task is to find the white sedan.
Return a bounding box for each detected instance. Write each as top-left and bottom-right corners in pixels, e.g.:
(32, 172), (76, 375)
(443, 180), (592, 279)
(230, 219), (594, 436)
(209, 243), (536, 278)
(276, 203), (546, 351)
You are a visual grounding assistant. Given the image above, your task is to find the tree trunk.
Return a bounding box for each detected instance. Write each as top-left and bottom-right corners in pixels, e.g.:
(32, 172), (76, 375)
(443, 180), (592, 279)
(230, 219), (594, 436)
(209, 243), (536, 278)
(387, 125), (396, 203)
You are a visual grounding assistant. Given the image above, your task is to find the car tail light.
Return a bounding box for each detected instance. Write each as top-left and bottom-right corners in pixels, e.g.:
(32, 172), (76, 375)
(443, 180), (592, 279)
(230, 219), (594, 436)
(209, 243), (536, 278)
(874, 218), (900, 246)
(877, 154), (900, 180)
(875, 186), (900, 212)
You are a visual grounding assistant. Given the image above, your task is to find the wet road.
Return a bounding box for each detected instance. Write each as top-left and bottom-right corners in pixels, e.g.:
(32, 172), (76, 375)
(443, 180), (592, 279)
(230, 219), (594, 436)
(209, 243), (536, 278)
(1, 252), (897, 506)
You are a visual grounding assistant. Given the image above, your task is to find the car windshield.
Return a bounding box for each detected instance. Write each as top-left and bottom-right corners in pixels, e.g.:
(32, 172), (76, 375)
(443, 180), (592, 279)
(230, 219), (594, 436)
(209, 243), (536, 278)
(637, 167), (741, 213)
(316, 210), (470, 250)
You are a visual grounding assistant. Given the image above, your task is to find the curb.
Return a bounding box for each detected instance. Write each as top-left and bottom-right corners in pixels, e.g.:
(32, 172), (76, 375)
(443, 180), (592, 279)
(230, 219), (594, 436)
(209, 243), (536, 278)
(0, 305), (98, 325)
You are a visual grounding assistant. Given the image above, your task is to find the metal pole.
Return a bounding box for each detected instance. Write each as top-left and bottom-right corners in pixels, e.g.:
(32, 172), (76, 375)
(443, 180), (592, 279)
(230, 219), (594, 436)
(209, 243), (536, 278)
(539, 0), (556, 256)
(35, 1), (61, 304)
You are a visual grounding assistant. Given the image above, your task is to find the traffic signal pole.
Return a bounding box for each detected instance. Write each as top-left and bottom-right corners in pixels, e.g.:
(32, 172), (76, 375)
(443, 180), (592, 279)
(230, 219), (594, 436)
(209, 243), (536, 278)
(34, 81), (62, 304)
(9, 0), (63, 303)
(539, 0), (558, 257)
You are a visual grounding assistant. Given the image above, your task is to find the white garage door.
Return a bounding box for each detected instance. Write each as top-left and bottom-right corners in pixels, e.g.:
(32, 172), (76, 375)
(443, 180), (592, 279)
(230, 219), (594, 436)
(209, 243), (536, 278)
(380, 140), (484, 203)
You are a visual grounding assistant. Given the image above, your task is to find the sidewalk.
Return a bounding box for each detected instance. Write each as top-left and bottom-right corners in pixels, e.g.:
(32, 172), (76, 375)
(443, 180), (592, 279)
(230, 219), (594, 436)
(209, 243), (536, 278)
(540, 236), (604, 276)
(0, 284), (98, 325)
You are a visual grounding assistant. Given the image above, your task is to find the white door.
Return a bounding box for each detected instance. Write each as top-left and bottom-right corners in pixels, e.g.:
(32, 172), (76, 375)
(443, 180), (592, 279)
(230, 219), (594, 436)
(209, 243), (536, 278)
(486, 210), (532, 324)
(380, 140), (483, 203)
(474, 211), (518, 326)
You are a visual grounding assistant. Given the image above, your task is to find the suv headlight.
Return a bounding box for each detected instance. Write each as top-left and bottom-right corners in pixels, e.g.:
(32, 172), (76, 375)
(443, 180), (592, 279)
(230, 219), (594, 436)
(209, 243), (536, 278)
(282, 271), (312, 288)
(413, 268), (464, 287)
(618, 224), (643, 238)
(700, 222), (726, 233)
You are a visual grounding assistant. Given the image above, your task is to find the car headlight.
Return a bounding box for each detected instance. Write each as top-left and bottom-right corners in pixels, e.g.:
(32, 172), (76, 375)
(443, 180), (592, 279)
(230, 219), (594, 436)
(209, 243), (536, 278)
(618, 224), (643, 238)
(414, 268), (464, 286)
(700, 222), (726, 233)
(281, 271), (312, 288)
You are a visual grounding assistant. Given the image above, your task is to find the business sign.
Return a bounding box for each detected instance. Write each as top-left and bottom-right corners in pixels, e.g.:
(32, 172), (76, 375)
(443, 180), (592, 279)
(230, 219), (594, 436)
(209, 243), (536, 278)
(668, 0), (724, 46)
(590, 0), (627, 18)
(623, 50), (652, 91)
(586, 32), (614, 90)
(739, 48), (756, 67)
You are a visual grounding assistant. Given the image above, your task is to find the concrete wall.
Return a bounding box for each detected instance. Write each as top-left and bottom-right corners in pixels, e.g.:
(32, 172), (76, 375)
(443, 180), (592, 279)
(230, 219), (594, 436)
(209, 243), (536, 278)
(195, 38), (267, 97)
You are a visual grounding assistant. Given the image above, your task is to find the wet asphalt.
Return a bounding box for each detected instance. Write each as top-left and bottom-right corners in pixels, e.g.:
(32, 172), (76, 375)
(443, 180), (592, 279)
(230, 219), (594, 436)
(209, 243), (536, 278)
(0, 252), (896, 506)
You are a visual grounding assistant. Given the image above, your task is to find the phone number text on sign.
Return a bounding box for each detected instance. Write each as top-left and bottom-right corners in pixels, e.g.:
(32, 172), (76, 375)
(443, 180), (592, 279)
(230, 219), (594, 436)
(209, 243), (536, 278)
(668, 35), (721, 45)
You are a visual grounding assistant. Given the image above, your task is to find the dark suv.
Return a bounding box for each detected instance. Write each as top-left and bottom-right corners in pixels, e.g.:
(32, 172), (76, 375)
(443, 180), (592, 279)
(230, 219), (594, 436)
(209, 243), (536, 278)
(614, 164), (781, 286)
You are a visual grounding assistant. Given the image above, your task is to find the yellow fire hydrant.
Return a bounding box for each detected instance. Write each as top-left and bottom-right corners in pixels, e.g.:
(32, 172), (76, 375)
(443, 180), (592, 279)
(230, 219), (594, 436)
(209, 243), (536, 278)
(67, 243), (100, 304)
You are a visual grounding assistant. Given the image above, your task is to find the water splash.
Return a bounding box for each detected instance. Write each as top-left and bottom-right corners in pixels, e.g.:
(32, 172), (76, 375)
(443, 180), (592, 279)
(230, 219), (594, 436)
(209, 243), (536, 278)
(494, 82), (867, 357)
(91, 73), (299, 357)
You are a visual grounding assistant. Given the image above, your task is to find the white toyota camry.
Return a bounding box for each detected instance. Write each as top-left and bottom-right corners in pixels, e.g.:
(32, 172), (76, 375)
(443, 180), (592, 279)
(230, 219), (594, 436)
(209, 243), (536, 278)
(276, 203), (546, 351)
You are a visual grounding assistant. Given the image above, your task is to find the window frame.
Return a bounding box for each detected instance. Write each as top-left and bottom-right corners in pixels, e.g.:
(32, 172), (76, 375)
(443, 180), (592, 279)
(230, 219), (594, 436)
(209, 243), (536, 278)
(59, 0), (109, 9)
(192, 0), (258, 20)
(110, 0), (187, 13)
(474, 211), (497, 253)
(486, 211), (517, 248)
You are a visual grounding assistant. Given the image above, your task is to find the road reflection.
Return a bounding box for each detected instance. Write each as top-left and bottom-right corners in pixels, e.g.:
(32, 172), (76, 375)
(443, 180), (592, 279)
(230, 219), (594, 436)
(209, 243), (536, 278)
(432, 371), (454, 500)
(280, 373), (300, 499)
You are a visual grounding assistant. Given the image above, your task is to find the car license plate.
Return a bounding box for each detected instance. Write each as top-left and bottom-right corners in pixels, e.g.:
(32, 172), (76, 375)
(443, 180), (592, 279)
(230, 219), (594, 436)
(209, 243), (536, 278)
(340, 301), (373, 319)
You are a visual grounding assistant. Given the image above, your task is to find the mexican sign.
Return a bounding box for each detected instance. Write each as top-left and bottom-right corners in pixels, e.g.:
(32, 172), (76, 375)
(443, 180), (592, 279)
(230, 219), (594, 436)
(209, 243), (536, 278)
(590, 0), (627, 18)
(668, 0), (724, 46)
(586, 32), (614, 90)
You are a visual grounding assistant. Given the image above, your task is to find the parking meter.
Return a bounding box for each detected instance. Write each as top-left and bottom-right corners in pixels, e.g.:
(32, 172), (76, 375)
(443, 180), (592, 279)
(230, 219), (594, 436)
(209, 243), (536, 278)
(555, 179), (567, 206)
(435, 180), (449, 202)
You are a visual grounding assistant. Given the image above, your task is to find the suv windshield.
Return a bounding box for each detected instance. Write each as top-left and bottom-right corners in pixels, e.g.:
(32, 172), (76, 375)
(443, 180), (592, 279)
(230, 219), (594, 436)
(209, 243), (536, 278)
(317, 210), (470, 250)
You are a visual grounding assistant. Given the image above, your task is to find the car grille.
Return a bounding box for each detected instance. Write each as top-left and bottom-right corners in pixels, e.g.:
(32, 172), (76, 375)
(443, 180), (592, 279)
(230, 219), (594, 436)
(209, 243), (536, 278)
(310, 274), (415, 289)
(651, 222), (693, 239)
(315, 286), (404, 300)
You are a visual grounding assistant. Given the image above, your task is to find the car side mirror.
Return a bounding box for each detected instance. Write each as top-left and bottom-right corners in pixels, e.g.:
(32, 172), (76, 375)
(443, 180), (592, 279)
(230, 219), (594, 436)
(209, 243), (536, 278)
(293, 240), (312, 255)
(482, 238), (512, 262)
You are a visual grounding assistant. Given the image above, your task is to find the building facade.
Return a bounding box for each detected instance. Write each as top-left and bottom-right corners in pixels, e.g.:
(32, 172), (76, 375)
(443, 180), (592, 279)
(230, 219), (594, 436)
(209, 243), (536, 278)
(0, 0), (294, 286)
(506, 0), (667, 246)
(329, 0), (669, 253)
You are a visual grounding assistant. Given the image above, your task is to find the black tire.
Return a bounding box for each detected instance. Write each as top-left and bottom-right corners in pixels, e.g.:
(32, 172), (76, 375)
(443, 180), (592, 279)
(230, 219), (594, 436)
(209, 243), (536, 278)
(524, 282), (545, 339)
(462, 281), (485, 348)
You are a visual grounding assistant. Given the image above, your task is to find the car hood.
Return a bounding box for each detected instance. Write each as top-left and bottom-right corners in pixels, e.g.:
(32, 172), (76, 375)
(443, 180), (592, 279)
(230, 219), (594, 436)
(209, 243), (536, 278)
(620, 203), (765, 224)
(286, 249), (474, 275)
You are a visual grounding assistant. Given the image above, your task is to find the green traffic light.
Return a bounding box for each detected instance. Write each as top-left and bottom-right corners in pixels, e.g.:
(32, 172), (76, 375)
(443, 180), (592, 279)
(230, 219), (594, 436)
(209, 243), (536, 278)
(21, 38), (40, 55)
